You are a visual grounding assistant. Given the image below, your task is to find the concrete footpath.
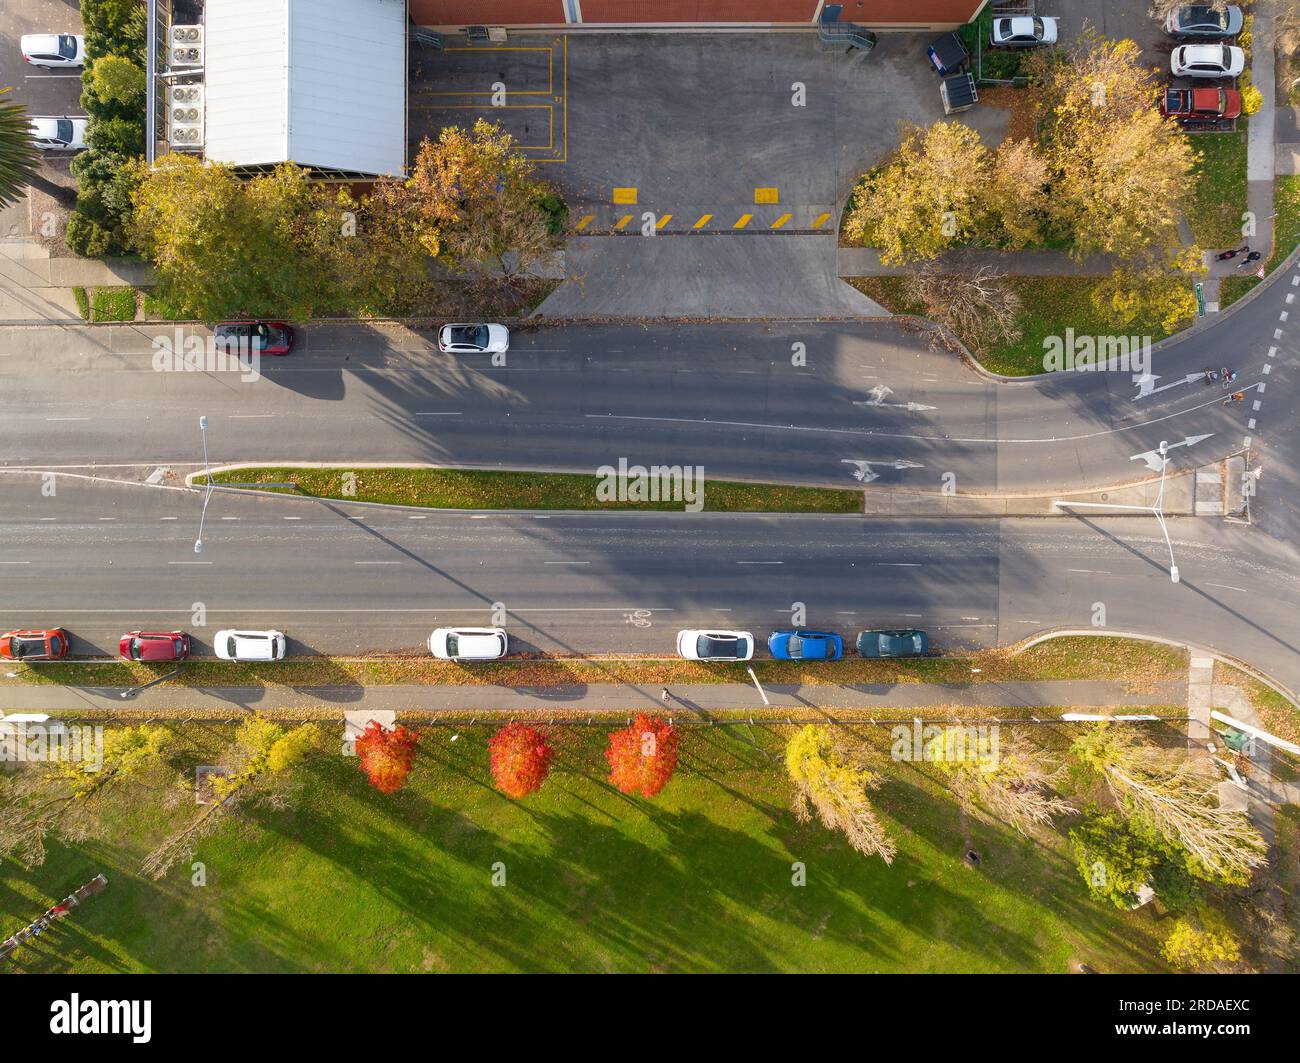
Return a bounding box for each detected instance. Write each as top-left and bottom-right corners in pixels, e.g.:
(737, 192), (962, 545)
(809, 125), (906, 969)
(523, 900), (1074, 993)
(0, 679), (1187, 715)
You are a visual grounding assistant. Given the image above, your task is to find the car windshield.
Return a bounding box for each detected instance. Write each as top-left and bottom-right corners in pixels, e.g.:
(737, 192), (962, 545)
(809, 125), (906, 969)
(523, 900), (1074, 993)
(130, 637), (143, 657)
(226, 636), (238, 657)
(787, 636), (803, 655)
(446, 635), (460, 656)
(17, 639), (41, 657)
(1032, 17), (1044, 34)
(174, 639), (185, 656)
(58, 35), (77, 58)
(1187, 7), (1223, 28)
(699, 636), (737, 657)
(56, 119), (72, 143)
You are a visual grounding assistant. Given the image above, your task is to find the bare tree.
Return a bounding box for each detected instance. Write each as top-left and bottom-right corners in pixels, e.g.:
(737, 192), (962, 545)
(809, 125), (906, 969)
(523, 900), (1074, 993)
(905, 263), (1023, 353)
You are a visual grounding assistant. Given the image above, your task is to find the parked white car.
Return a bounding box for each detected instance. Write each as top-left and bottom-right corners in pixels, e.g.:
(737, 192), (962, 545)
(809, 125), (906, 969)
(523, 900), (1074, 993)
(990, 16), (1058, 47)
(213, 630), (287, 662)
(1164, 5), (1244, 39)
(20, 33), (85, 69)
(1170, 44), (1245, 78)
(429, 627), (508, 661)
(29, 117), (88, 152)
(437, 323), (510, 354)
(676, 630), (755, 662)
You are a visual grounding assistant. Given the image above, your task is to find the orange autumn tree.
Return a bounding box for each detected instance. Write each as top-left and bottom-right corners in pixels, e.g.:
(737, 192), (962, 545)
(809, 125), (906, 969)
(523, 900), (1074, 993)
(489, 724), (554, 798)
(355, 721), (420, 794)
(606, 714), (679, 797)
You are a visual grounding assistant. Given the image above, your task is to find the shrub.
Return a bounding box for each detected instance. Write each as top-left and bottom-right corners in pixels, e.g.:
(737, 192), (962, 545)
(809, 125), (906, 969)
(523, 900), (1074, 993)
(1161, 909), (1242, 970)
(87, 116), (144, 157)
(72, 286), (90, 319)
(354, 721), (419, 794)
(1239, 71), (1263, 116)
(90, 286), (137, 321)
(65, 211), (112, 257)
(532, 186), (569, 237)
(488, 724), (553, 798)
(81, 0), (148, 61)
(87, 55), (144, 105)
(981, 50), (1024, 81)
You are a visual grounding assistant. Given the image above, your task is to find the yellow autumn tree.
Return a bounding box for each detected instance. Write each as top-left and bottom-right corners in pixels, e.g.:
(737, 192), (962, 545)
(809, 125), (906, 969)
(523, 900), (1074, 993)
(785, 725), (895, 862)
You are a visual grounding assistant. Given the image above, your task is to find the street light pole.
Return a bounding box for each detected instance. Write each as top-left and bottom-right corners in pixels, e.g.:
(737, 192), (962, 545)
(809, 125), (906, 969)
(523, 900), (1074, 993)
(195, 415), (212, 554)
(1053, 439), (1180, 583)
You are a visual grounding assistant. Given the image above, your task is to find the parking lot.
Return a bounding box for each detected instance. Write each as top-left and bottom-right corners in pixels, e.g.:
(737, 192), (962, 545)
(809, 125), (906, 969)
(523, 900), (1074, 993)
(409, 30), (1011, 234)
(0, 0), (85, 238)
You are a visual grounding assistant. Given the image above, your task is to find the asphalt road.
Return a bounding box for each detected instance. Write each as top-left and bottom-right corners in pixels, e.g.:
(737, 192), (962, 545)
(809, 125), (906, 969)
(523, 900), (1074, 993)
(0, 320), (1265, 494)
(2, 477), (1297, 693)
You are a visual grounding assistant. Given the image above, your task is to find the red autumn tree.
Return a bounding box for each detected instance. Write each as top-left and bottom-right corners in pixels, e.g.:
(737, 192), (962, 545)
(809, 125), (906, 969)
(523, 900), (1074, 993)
(355, 721), (420, 794)
(489, 724), (554, 798)
(605, 714), (679, 797)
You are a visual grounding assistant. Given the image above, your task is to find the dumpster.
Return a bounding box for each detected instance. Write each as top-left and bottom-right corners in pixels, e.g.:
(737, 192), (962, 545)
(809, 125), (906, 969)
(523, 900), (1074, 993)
(928, 32), (969, 76)
(940, 73), (978, 115)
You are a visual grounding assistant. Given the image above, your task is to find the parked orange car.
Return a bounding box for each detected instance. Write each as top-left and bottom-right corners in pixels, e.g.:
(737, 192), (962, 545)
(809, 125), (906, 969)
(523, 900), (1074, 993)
(0, 628), (71, 660)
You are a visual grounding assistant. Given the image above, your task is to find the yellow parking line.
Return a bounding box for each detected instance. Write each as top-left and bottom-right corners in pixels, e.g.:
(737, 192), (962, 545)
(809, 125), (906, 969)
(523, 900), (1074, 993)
(754, 187), (779, 205)
(612, 187), (637, 204)
(575, 214), (594, 230)
(693, 214), (713, 229)
(811, 212), (832, 229)
(613, 214), (633, 230)
(771, 213), (792, 229)
(734, 214), (753, 229)
(656, 214), (672, 229)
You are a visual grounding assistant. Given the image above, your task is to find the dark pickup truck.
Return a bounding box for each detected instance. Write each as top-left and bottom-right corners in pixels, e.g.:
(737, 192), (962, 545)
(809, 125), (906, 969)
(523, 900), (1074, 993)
(1159, 86), (1241, 128)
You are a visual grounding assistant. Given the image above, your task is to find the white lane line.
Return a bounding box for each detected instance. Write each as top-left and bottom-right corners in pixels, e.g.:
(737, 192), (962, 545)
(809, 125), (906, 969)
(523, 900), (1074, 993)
(1269, 346), (1278, 356)
(543, 560), (590, 564)
(160, 517), (178, 521)
(229, 414), (274, 419)
(1292, 276), (1299, 286)
(902, 613), (923, 618)
(960, 616), (981, 621)
(354, 561), (400, 565)
(283, 516), (301, 520)
(1206, 582), (1249, 593)
(1281, 310), (1289, 322)
(45, 417), (90, 421)
(1248, 418), (1257, 429)
(1287, 294), (1295, 304)
(1275, 329), (1284, 339)
(873, 562), (922, 567)
(0, 561), (31, 565)
(167, 561), (212, 565)
(414, 412), (463, 417)
(736, 561), (784, 565)
(220, 516), (239, 521)
(1257, 382), (1266, 393)
(1244, 435), (1253, 447)
(408, 515), (427, 519)
(1253, 401), (1262, 411)
(97, 517), (116, 521)
(38, 517), (56, 521)
(1264, 363), (1272, 374)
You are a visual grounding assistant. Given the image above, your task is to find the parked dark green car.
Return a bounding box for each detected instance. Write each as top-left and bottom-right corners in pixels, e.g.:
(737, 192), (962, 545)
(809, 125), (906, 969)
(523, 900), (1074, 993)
(855, 629), (929, 658)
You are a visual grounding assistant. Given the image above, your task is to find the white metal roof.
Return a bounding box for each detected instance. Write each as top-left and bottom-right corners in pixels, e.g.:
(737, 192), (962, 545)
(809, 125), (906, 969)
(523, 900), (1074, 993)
(203, 0), (406, 176)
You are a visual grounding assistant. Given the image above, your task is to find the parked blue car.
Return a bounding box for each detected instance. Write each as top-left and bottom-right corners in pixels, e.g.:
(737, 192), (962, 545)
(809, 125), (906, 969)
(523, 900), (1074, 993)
(767, 630), (844, 661)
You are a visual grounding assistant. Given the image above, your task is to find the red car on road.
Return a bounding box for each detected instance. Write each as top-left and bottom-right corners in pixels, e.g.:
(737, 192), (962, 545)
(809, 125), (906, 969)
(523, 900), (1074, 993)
(0, 628), (71, 660)
(213, 321), (295, 356)
(118, 631), (192, 662)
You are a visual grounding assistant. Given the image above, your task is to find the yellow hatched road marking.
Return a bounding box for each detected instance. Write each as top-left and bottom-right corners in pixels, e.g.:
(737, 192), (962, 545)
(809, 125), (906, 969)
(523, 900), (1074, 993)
(811, 212), (832, 229)
(575, 214), (594, 230)
(754, 187), (779, 204)
(693, 214), (713, 228)
(734, 214), (753, 229)
(613, 214), (633, 230)
(656, 214), (672, 229)
(771, 213), (792, 229)
(612, 187), (637, 204)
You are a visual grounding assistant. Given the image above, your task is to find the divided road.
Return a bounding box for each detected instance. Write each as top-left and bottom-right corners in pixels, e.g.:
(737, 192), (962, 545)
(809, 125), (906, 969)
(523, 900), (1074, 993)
(1, 478), (1297, 693)
(0, 320), (1266, 494)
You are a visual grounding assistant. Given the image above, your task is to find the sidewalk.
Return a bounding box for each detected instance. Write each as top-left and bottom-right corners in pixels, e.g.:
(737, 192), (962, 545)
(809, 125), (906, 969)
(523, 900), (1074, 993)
(0, 679), (1187, 715)
(0, 239), (153, 323)
(836, 246), (1114, 278)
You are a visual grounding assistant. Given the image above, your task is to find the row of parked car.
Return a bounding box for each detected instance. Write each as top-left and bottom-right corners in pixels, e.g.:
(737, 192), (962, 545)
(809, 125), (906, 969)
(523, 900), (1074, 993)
(207, 321), (510, 357)
(1, 626), (930, 664)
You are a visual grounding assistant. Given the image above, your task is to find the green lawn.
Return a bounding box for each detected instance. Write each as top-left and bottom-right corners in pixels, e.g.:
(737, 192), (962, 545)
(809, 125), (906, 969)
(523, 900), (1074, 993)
(1221, 175), (1300, 308)
(89, 286), (138, 322)
(1188, 132), (1248, 248)
(205, 466), (862, 514)
(0, 723), (1170, 973)
(849, 275), (1189, 376)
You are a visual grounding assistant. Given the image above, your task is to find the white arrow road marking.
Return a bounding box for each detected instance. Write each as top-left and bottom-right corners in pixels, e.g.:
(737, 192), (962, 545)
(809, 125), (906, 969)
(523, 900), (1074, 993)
(1129, 433), (1214, 472)
(841, 459), (925, 483)
(853, 384), (937, 413)
(1132, 372), (1202, 399)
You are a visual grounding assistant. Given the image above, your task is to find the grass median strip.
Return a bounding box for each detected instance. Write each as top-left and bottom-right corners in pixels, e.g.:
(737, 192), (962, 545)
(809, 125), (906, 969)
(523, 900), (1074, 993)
(205, 466), (861, 514)
(16, 636), (1188, 692)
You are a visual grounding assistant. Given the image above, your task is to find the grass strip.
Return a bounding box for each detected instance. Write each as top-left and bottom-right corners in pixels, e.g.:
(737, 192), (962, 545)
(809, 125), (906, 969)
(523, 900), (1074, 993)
(205, 466), (862, 514)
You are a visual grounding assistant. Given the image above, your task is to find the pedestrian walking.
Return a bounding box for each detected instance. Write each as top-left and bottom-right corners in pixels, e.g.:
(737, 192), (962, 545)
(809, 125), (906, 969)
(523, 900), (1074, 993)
(660, 688), (670, 703)
(1224, 391), (1246, 405)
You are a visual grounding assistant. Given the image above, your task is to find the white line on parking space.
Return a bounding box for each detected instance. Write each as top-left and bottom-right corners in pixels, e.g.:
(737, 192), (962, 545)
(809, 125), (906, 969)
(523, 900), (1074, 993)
(1206, 582), (1249, 593)
(0, 561), (31, 564)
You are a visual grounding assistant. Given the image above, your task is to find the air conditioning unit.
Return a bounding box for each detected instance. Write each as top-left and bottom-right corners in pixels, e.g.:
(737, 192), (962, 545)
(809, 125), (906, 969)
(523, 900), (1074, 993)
(167, 83), (204, 149)
(170, 26), (203, 68)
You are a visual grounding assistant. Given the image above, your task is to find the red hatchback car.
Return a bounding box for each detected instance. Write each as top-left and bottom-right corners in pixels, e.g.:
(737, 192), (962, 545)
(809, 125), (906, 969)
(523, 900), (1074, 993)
(119, 631), (191, 662)
(213, 321), (294, 356)
(0, 628), (71, 660)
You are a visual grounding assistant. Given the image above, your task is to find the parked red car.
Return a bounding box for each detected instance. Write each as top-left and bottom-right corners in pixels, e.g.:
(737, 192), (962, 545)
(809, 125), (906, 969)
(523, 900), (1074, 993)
(118, 631), (191, 662)
(0, 628), (71, 660)
(213, 321), (295, 356)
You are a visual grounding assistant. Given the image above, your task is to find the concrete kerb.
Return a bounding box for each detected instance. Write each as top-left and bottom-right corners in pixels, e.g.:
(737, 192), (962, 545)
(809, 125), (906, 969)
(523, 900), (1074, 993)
(1009, 628), (1300, 711)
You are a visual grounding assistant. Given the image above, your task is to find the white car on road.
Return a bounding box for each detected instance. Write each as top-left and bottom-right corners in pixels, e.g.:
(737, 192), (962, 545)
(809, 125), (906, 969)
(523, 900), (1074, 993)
(214, 630), (287, 662)
(676, 630), (755, 661)
(1170, 44), (1245, 78)
(20, 33), (85, 69)
(29, 117), (88, 152)
(437, 323), (510, 354)
(429, 627), (508, 660)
